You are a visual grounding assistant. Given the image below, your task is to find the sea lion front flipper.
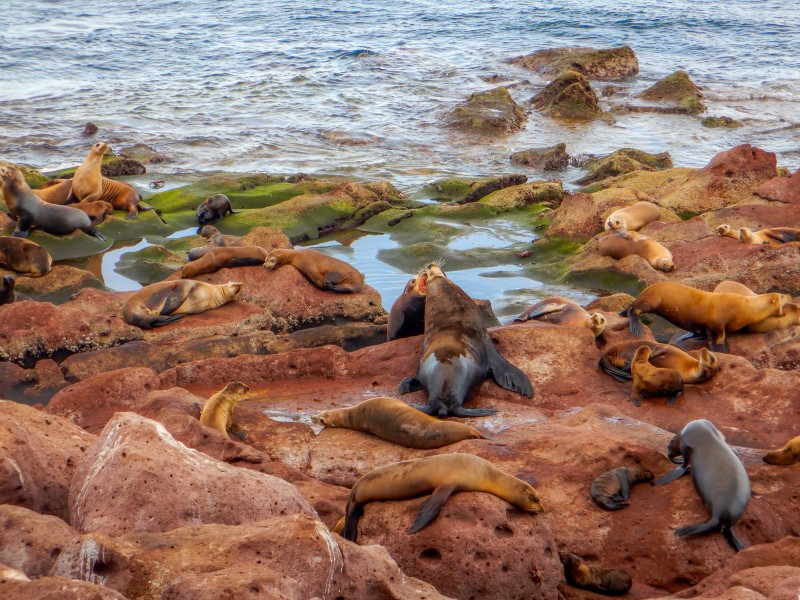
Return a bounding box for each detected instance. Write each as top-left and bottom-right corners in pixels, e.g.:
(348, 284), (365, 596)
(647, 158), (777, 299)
(617, 470), (632, 502)
(343, 500), (364, 542)
(674, 520), (718, 539)
(597, 358), (633, 382)
(409, 403), (437, 416)
(148, 314), (186, 328)
(486, 342), (533, 397)
(652, 465), (688, 486)
(397, 376), (422, 395)
(324, 271), (347, 287)
(723, 527), (746, 552)
(515, 302), (566, 322)
(451, 406), (498, 417)
(408, 483), (457, 534)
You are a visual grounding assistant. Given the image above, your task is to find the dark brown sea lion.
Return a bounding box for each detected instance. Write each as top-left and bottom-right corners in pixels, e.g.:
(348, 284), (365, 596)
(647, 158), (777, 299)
(397, 264), (533, 417)
(713, 280), (800, 333)
(343, 453), (543, 542)
(0, 275), (17, 305)
(122, 280), (242, 329)
(739, 226), (800, 246)
(599, 340), (718, 384)
(264, 247), (365, 293)
(199, 381), (249, 440)
(0, 167), (105, 240)
(33, 179), (73, 206)
(387, 275), (427, 340)
(311, 397), (487, 449)
(763, 435), (800, 466)
(624, 282), (789, 352)
(559, 553), (633, 596)
(181, 246), (268, 279)
(590, 465), (654, 510)
(0, 237), (52, 277)
(513, 296), (607, 337)
(653, 419), (750, 551)
(196, 194), (238, 225)
(630, 345), (683, 406)
(604, 201), (660, 232)
(187, 225), (226, 261)
(598, 230), (675, 271)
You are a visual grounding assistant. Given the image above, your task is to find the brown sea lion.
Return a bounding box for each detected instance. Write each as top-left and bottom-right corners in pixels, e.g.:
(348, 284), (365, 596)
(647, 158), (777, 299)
(590, 465), (654, 510)
(68, 142), (162, 221)
(187, 225), (226, 261)
(715, 224), (740, 240)
(343, 453), (543, 542)
(739, 226), (800, 246)
(264, 247), (365, 293)
(387, 275), (427, 340)
(0, 237), (52, 276)
(763, 435), (800, 466)
(122, 280), (242, 329)
(0, 275), (17, 305)
(72, 200), (114, 225)
(598, 231), (675, 271)
(604, 201), (661, 232)
(398, 264), (533, 417)
(0, 167), (105, 240)
(599, 340), (718, 384)
(32, 179), (73, 205)
(311, 397), (487, 449)
(713, 280), (800, 333)
(559, 553), (633, 596)
(625, 282), (789, 352)
(653, 419), (750, 551)
(630, 345), (683, 406)
(513, 296), (607, 337)
(181, 246), (268, 279)
(197, 194), (238, 225)
(199, 381), (249, 440)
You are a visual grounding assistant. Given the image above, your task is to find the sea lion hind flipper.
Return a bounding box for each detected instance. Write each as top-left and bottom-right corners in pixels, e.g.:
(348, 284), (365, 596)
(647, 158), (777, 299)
(408, 483), (457, 534)
(409, 403), (437, 416)
(674, 520), (718, 539)
(486, 343), (533, 397)
(652, 465), (688, 486)
(765, 229), (797, 243)
(397, 376), (422, 395)
(517, 302), (566, 321)
(343, 500), (364, 543)
(451, 406), (498, 417)
(148, 314), (186, 328)
(723, 527), (746, 552)
(89, 229), (106, 241)
(598, 358), (633, 382)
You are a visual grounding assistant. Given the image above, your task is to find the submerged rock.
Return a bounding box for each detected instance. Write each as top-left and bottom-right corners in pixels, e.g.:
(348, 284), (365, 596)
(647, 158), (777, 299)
(701, 116), (744, 128)
(636, 70), (705, 115)
(119, 142), (173, 164)
(531, 70), (605, 120)
(446, 86), (528, 133)
(511, 45), (639, 80)
(510, 143), (570, 171)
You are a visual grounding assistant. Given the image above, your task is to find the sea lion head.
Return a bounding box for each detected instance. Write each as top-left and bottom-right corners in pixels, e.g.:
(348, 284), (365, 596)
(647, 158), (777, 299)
(424, 263), (447, 284)
(200, 225), (221, 238)
(716, 224), (732, 237)
(656, 258), (675, 272)
(632, 345), (652, 364)
(587, 313), (606, 337)
(221, 281), (243, 299)
(264, 249), (291, 270)
(1, 275), (14, 290)
(0, 166), (23, 186)
(697, 348), (719, 379)
(738, 227), (757, 243)
(666, 432), (683, 461)
(91, 142), (110, 157)
(515, 481), (544, 514)
(311, 410), (334, 427)
(605, 215), (625, 231)
(222, 381), (249, 396)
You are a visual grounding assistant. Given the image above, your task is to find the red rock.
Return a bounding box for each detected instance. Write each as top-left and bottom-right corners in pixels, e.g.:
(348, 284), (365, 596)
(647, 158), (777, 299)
(703, 144), (777, 181)
(68, 412), (314, 535)
(0, 401), (95, 521)
(753, 167), (800, 204)
(0, 576), (127, 599)
(546, 192), (603, 240)
(704, 202), (800, 230)
(0, 359), (68, 405)
(0, 505), (77, 578)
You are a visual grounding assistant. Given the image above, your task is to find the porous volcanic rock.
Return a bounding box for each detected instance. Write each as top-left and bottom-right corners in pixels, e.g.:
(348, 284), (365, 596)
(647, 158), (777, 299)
(754, 168), (800, 205)
(446, 86), (528, 133)
(416, 174), (529, 203)
(545, 192), (606, 240)
(703, 202), (800, 231)
(0, 359), (68, 405)
(0, 266), (102, 302)
(0, 576), (127, 600)
(0, 505), (78, 578)
(119, 142), (172, 164)
(531, 70), (604, 120)
(511, 45), (639, 80)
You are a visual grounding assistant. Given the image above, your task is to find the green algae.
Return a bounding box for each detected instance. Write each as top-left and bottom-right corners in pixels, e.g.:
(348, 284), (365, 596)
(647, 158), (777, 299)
(576, 148), (673, 186)
(25, 230), (112, 261)
(446, 86), (527, 133)
(413, 174), (528, 203)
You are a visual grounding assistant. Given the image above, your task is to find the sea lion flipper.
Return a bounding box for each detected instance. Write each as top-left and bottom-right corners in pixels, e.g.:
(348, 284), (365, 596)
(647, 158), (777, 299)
(64, 189), (78, 205)
(597, 358), (633, 382)
(652, 465), (688, 486)
(486, 343), (533, 397)
(228, 423), (246, 441)
(324, 271), (347, 286)
(451, 406), (498, 417)
(517, 302), (566, 321)
(723, 527), (746, 552)
(409, 403), (437, 416)
(617, 471), (632, 502)
(674, 520), (718, 539)
(408, 483), (457, 534)
(397, 376), (422, 395)
(343, 500), (364, 542)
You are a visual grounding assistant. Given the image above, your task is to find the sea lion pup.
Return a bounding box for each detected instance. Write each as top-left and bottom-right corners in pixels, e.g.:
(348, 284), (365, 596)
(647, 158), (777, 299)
(653, 419), (750, 551)
(513, 296), (607, 337)
(604, 201), (661, 232)
(71, 200), (114, 225)
(590, 465), (654, 510)
(264, 248), (365, 293)
(559, 553), (632, 596)
(0, 275), (17, 305)
(67, 142), (163, 221)
(716, 224), (741, 240)
(598, 231), (675, 272)
(713, 280), (800, 333)
(599, 340), (718, 384)
(187, 225), (226, 261)
(197, 194), (238, 225)
(397, 264), (533, 417)
(387, 275), (427, 340)
(122, 280), (242, 329)
(763, 435), (800, 466)
(32, 178), (73, 205)
(630, 345), (683, 406)
(624, 282), (789, 353)
(739, 226), (800, 246)
(311, 397), (487, 449)
(199, 381), (249, 440)
(0, 237), (52, 277)
(343, 453), (543, 542)
(181, 246), (269, 279)
(0, 167), (106, 241)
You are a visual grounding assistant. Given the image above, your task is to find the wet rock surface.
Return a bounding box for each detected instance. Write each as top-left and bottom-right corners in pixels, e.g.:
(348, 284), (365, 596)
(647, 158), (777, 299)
(511, 45), (639, 80)
(446, 86), (528, 133)
(531, 70), (605, 120)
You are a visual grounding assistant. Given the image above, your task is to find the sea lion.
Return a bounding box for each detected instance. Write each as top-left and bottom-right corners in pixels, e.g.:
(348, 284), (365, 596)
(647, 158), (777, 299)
(0, 167), (105, 240)
(122, 280), (242, 329)
(187, 225), (226, 261)
(72, 200), (114, 225)
(716, 224), (740, 240)
(311, 397), (487, 449)
(0, 275), (17, 305)
(264, 248), (365, 293)
(590, 465), (654, 510)
(559, 553), (633, 596)
(343, 453), (543, 542)
(68, 142), (162, 221)
(397, 264), (533, 417)
(0, 236), (52, 277)
(604, 201), (661, 232)
(739, 226), (800, 246)
(387, 275), (427, 340)
(199, 381), (249, 440)
(625, 282), (789, 352)
(712, 280), (800, 333)
(630, 345), (683, 406)
(598, 231), (675, 271)
(653, 419), (750, 551)
(181, 246), (268, 279)
(599, 340), (718, 384)
(763, 435), (800, 466)
(513, 296), (607, 337)
(197, 194), (238, 225)
(32, 179), (73, 205)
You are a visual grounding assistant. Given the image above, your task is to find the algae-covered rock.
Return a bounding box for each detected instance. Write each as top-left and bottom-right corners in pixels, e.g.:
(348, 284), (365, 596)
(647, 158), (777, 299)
(115, 244), (187, 285)
(46, 152), (147, 179)
(446, 86), (528, 133)
(575, 148), (673, 186)
(415, 174), (528, 203)
(510, 143), (570, 171)
(0, 161), (49, 189)
(119, 143), (173, 164)
(511, 45), (639, 80)
(24, 229), (112, 261)
(637, 70), (705, 114)
(1, 265), (105, 303)
(479, 181), (564, 211)
(701, 116), (743, 128)
(531, 70), (604, 120)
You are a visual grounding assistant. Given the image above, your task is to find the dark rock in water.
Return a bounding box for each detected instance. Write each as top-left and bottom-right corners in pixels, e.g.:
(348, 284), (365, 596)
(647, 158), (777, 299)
(636, 70), (705, 115)
(81, 122), (98, 136)
(120, 143), (173, 164)
(511, 45), (639, 81)
(702, 116), (743, 128)
(510, 143), (569, 171)
(575, 148), (673, 185)
(446, 86), (527, 133)
(531, 70), (604, 120)
(100, 157), (147, 177)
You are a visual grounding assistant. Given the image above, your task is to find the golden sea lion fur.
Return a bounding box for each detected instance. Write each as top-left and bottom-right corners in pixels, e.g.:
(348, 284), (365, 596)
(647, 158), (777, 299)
(713, 280), (800, 333)
(599, 340), (718, 384)
(598, 230), (674, 271)
(513, 296), (606, 337)
(33, 179), (73, 206)
(739, 226), (800, 246)
(763, 435), (800, 466)
(181, 246), (269, 279)
(200, 381), (249, 440)
(630, 345), (683, 407)
(0, 237), (52, 277)
(264, 247), (365, 293)
(604, 201), (661, 232)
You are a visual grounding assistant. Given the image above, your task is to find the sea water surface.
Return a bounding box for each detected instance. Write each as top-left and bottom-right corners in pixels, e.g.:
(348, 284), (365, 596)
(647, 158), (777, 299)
(2, 0), (799, 314)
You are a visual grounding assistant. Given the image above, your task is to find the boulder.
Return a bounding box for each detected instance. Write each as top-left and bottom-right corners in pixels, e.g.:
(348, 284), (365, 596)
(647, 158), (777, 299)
(0, 266), (103, 303)
(0, 359), (68, 405)
(636, 70), (705, 114)
(0, 576), (127, 599)
(575, 148), (673, 186)
(754, 168), (800, 204)
(511, 46), (639, 80)
(0, 505), (78, 578)
(531, 70), (604, 120)
(510, 143), (570, 171)
(118, 143), (172, 164)
(446, 87), (528, 133)
(701, 116), (743, 128)
(545, 192), (604, 240)
(416, 174), (528, 203)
